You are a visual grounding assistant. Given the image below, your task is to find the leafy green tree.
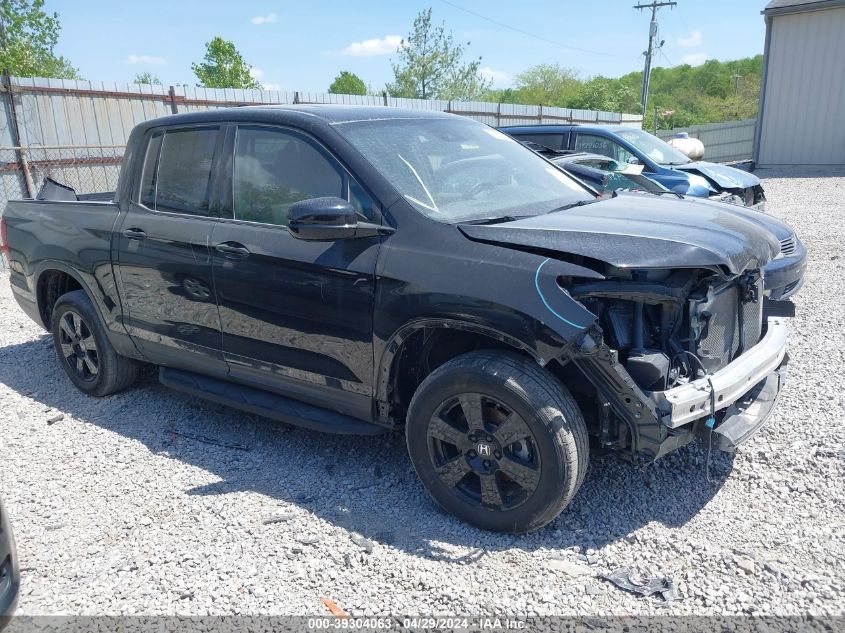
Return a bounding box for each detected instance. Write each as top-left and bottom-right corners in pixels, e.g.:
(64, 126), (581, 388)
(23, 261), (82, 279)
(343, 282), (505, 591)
(191, 37), (261, 89)
(388, 8), (489, 100)
(570, 77), (639, 113)
(485, 55), (764, 127)
(0, 0), (79, 78)
(132, 71), (161, 85)
(511, 64), (580, 106)
(328, 70), (366, 95)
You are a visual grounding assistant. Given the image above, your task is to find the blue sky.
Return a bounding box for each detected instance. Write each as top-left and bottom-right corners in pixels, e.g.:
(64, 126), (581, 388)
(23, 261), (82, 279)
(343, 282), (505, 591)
(50, 0), (768, 91)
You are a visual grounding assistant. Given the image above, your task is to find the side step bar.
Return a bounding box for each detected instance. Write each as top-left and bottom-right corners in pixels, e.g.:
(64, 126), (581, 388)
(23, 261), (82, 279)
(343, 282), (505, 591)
(159, 367), (386, 436)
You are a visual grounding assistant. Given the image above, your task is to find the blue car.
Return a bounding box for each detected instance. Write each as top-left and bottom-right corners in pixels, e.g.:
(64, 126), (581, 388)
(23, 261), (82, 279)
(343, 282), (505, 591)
(501, 125), (766, 210)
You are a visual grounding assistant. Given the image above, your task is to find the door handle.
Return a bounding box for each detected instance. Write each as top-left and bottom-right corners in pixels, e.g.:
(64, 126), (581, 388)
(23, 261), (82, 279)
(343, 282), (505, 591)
(122, 228), (147, 239)
(215, 242), (250, 258)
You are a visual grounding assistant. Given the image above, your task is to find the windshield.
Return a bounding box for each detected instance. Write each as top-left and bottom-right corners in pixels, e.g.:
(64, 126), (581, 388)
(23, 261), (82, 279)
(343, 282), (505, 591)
(334, 117), (593, 222)
(614, 128), (692, 166)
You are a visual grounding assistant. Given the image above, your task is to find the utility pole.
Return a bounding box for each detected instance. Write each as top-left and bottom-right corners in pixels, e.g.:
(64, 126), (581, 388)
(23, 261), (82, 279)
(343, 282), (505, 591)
(634, 1), (676, 117)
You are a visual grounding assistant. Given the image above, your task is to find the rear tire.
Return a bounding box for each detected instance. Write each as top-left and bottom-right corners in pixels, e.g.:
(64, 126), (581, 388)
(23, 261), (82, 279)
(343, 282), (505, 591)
(51, 290), (139, 397)
(405, 350), (589, 533)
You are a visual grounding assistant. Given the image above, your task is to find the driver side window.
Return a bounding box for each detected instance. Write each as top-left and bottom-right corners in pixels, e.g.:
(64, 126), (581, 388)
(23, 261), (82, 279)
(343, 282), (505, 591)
(574, 134), (634, 164)
(233, 127), (344, 227)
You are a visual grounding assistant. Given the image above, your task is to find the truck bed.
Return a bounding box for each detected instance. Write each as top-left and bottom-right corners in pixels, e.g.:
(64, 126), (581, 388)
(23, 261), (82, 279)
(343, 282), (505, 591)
(2, 197), (122, 328)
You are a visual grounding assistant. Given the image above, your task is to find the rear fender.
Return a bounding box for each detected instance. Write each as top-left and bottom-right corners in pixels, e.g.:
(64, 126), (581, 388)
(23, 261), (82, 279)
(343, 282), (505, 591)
(31, 260), (143, 361)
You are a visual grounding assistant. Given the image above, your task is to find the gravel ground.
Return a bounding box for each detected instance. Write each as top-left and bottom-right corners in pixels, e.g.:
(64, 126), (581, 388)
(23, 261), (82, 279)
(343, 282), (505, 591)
(1, 171), (844, 618)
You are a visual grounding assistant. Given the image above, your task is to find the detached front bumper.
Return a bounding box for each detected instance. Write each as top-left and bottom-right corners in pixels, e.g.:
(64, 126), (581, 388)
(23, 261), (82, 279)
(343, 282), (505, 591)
(653, 317), (789, 437)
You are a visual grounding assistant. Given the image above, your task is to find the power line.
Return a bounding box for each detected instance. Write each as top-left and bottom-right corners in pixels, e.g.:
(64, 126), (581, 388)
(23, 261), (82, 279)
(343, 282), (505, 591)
(658, 47), (676, 68)
(437, 0), (639, 60)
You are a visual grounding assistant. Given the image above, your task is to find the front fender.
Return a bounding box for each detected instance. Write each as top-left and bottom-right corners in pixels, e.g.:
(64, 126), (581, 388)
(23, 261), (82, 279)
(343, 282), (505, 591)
(373, 228), (602, 400)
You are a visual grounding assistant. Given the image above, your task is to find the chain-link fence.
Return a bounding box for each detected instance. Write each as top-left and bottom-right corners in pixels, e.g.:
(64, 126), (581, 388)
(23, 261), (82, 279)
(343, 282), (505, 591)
(0, 145), (124, 206)
(0, 145), (124, 271)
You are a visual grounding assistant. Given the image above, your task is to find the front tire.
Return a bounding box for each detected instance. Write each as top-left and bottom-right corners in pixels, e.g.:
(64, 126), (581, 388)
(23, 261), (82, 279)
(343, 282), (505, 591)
(405, 350), (589, 533)
(51, 290), (139, 397)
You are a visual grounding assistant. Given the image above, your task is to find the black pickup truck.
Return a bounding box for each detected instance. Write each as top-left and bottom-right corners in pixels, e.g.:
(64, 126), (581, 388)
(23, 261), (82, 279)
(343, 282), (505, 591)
(1, 106), (796, 533)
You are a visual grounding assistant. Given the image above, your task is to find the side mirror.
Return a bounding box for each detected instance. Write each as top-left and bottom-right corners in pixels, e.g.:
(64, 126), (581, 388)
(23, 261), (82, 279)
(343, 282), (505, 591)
(287, 197), (395, 241)
(288, 197), (358, 240)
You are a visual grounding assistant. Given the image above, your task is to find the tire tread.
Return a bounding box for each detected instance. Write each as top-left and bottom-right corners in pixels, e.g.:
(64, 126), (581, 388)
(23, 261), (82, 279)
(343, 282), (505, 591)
(406, 350), (589, 533)
(52, 290), (139, 397)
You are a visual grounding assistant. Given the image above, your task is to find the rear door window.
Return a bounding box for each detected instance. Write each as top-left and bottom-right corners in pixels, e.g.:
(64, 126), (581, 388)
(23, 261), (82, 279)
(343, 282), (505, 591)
(139, 132), (163, 208)
(139, 127), (220, 216)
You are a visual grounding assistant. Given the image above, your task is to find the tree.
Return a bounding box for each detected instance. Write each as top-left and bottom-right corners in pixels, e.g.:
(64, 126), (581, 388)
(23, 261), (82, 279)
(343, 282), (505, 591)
(328, 70), (366, 95)
(388, 8), (489, 100)
(133, 72), (161, 85)
(570, 77), (639, 113)
(512, 64), (580, 107)
(0, 0), (79, 78)
(191, 37), (261, 89)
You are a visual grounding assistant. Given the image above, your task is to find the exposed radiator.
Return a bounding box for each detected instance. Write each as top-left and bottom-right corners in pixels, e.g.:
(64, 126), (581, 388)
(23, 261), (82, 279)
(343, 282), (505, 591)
(694, 278), (763, 373)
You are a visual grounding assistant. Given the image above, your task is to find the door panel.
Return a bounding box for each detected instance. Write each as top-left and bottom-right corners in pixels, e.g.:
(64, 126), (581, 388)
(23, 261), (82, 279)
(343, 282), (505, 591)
(116, 210), (222, 368)
(210, 125), (380, 419)
(114, 125), (227, 373)
(211, 223), (379, 417)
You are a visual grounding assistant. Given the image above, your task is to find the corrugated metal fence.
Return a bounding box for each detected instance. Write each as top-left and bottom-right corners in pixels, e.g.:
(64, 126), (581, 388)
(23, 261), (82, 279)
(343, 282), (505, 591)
(0, 75), (642, 207)
(656, 118), (756, 163)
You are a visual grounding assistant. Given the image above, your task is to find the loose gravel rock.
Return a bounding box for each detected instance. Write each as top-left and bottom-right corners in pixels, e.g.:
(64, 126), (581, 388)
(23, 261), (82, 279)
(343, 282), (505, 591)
(1, 170), (843, 617)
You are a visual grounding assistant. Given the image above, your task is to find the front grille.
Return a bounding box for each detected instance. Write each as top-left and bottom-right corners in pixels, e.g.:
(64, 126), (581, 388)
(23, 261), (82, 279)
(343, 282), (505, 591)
(779, 234), (796, 256)
(695, 278), (763, 373)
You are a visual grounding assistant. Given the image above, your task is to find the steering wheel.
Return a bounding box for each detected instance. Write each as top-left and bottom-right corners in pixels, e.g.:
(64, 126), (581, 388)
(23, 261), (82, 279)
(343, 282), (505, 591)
(437, 156), (508, 198)
(466, 181), (496, 200)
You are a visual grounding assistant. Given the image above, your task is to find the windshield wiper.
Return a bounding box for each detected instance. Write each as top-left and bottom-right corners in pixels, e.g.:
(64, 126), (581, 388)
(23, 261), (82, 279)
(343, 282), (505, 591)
(460, 215), (523, 225)
(654, 190), (685, 199)
(546, 199), (599, 213)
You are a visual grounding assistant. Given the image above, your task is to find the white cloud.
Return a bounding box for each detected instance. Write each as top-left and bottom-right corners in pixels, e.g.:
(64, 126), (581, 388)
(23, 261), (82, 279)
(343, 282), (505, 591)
(337, 35), (403, 57)
(677, 30), (702, 48)
(479, 67), (512, 88)
(251, 13), (278, 25)
(126, 54), (166, 65)
(682, 52), (710, 66)
(249, 67), (264, 80)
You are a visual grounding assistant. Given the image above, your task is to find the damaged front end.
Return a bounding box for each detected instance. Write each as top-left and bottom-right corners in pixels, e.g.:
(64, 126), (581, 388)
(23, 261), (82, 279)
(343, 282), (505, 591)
(674, 163), (767, 211)
(457, 193), (792, 462)
(566, 266), (789, 462)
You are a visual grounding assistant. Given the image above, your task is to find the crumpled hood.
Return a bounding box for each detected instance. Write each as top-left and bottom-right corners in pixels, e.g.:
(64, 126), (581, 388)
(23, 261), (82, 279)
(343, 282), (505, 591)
(458, 193), (780, 275)
(672, 161), (761, 189)
(680, 196), (795, 240)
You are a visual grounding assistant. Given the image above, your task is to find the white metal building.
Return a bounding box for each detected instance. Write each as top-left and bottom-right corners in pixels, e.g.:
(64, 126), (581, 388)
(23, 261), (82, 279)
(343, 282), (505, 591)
(753, 0), (845, 167)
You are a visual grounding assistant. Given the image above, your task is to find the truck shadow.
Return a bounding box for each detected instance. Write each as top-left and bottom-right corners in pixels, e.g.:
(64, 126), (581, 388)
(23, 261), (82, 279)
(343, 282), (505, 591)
(0, 336), (735, 563)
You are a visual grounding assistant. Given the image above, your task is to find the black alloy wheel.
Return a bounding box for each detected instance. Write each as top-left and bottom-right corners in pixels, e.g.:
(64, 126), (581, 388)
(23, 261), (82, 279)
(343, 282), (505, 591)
(51, 290), (139, 396)
(406, 351), (589, 533)
(57, 309), (99, 382)
(427, 393), (541, 510)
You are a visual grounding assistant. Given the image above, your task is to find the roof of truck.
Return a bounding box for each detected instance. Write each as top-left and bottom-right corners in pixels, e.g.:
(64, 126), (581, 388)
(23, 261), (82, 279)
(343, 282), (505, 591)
(500, 124), (630, 134)
(134, 104), (457, 130)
